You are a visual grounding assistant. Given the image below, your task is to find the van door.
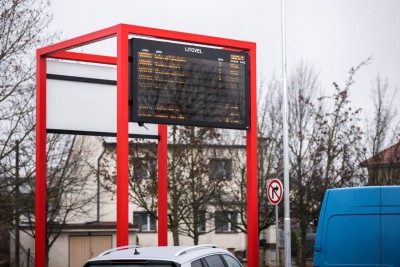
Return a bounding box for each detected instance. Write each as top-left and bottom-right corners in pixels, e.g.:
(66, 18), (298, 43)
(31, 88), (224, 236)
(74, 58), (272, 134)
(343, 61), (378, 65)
(314, 187), (381, 267)
(380, 187), (400, 267)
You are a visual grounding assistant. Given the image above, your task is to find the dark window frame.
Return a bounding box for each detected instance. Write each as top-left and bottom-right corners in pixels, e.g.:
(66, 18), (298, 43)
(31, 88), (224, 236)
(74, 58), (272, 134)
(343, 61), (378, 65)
(209, 158), (232, 181)
(198, 210), (207, 233)
(133, 157), (157, 180)
(133, 211), (157, 232)
(215, 211), (238, 233)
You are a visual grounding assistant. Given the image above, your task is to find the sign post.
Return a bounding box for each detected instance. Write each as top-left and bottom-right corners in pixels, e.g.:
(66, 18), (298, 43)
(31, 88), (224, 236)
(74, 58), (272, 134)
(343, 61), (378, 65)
(276, 205), (279, 267)
(268, 179), (283, 267)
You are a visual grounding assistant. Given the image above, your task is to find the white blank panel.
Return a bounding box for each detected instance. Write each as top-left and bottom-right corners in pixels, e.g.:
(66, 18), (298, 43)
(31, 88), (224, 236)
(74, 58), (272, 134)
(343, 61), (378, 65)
(46, 60), (157, 137)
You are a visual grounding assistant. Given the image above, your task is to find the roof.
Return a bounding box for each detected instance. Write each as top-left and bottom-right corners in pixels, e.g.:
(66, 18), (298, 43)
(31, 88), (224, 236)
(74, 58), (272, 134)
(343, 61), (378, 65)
(361, 142), (400, 167)
(85, 245), (232, 266)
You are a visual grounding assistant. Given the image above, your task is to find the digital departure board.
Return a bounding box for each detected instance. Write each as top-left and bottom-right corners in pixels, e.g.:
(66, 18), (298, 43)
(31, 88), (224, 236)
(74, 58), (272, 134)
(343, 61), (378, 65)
(129, 38), (249, 129)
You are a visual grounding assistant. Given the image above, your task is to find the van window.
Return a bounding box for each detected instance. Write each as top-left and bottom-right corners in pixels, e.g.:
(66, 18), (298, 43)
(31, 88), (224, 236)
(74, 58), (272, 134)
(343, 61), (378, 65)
(325, 215), (380, 265)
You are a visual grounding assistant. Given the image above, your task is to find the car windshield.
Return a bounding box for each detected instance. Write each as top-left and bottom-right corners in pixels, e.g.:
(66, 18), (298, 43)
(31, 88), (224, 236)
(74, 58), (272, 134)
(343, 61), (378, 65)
(87, 265), (173, 267)
(85, 263), (176, 267)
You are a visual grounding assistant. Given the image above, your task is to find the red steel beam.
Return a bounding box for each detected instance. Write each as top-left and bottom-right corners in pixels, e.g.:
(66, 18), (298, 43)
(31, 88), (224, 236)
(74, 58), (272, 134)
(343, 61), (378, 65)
(116, 24), (130, 246)
(37, 25), (118, 56)
(48, 51), (117, 65)
(35, 53), (47, 267)
(123, 24), (254, 51)
(158, 124), (168, 246)
(35, 25), (118, 267)
(246, 44), (259, 267)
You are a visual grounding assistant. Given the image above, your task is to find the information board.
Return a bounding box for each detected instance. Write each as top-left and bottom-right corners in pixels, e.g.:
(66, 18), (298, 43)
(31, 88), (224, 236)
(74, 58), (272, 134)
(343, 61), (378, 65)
(129, 38), (249, 129)
(46, 60), (158, 138)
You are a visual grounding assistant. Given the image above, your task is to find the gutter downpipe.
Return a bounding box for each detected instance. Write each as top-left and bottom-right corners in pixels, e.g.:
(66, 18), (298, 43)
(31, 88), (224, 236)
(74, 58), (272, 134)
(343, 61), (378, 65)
(97, 142), (107, 223)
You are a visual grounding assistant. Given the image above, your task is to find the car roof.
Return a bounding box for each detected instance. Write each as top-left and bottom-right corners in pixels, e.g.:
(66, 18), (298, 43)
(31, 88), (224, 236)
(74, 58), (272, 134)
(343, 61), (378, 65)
(85, 244), (233, 265)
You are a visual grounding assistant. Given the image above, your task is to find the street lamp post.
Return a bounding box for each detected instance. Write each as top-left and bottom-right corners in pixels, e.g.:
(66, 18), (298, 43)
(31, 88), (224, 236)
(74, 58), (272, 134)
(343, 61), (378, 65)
(281, 0), (291, 266)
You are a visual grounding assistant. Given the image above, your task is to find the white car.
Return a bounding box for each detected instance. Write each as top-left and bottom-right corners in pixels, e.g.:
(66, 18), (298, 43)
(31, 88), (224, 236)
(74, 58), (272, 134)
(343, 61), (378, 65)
(83, 244), (243, 267)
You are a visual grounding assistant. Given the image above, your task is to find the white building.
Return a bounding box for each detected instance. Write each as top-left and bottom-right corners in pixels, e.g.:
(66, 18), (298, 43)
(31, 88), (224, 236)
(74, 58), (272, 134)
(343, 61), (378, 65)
(15, 135), (281, 267)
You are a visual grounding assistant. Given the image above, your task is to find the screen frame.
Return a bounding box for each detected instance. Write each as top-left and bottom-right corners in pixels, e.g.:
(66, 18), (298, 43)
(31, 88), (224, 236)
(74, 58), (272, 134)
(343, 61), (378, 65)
(129, 37), (250, 130)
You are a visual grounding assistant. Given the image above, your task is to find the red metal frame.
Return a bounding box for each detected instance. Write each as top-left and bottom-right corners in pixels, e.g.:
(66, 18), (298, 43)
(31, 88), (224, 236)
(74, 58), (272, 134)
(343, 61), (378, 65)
(35, 53), (47, 267)
(36, 24), (257, 266)
(116, 25), (130, 246)
(49, 51), (117, 65)
(157, 124), (168, 246)
(247, 46), (258, 267)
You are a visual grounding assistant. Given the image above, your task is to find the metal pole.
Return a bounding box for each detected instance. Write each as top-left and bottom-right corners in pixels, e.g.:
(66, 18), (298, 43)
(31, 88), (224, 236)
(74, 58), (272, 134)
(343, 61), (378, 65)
(276, 205), (279, 267)
(281, 0), (291, 266)
(15, 140), (20, 267)
(97, 144), (107, 223)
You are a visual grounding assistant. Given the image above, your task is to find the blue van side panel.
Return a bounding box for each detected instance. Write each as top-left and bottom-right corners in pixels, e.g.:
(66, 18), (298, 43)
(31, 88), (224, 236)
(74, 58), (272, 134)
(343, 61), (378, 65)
(381, 187), (400, 267)
(314, 187), (381, 267)
(381, 215), (400, 267)
(324, 214), (380, 265)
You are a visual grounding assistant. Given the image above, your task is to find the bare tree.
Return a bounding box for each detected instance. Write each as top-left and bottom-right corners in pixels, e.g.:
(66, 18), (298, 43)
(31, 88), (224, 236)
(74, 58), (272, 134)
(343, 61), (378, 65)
(213, 76), (283, 236)
(363, 74), (400, 184)
(0, 0), (56, 218)
(308, 60), (370, 226)
(101, 126), (223, 245)
(16, 135), (97, 266)
(287, 62), (319, 267)
(258, 75), (284, 232)
(0, 0), (55, 180)
(284, 61), (367, 267)
(0, 1), (56, 264)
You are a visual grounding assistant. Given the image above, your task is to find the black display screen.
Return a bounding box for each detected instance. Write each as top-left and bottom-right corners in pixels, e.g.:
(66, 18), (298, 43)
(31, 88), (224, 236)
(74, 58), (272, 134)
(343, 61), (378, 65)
(129, 38), (249, 129)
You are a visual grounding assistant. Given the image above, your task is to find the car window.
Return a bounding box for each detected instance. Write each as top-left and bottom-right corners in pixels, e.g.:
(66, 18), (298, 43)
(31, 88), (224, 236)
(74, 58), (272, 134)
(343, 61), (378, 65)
(222, 255), (242, 267)
(191, 259), (203, 267)
(204, 255), (225, 267)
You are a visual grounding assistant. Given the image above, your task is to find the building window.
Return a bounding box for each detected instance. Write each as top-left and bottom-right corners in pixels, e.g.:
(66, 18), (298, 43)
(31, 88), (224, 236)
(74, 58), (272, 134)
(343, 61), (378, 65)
(133, 157), (157, 180)
(215, 211), (237, 233)
(209, 159), (232, 180)
(199, 211), (206, 232)
(133, 212), (157, 232)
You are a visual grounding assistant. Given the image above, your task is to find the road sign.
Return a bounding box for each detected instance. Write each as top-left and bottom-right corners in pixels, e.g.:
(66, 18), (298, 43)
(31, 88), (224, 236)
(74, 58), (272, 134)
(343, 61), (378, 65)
(268, 179), (283, 205)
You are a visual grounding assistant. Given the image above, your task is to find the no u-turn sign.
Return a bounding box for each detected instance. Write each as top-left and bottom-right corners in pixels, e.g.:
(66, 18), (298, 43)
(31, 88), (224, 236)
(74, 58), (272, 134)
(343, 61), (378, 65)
(267, 179), (283, 205)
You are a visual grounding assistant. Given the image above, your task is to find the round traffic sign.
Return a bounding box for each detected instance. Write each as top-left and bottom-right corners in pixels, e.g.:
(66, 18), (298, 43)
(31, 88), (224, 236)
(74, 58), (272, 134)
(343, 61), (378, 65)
(267, 179), (283, 205)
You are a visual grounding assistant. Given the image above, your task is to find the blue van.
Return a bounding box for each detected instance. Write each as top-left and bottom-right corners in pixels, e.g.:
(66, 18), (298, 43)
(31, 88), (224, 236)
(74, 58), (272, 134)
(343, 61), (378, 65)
(313, 186), (400, 267)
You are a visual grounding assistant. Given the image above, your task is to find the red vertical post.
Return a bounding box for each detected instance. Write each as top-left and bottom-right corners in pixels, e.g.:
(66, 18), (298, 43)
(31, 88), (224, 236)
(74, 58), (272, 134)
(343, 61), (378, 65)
(35, 53), (47, 266)
(158, 124), (168, 246)
(116, 25), (130, 246)
(246, 44), (258, 267)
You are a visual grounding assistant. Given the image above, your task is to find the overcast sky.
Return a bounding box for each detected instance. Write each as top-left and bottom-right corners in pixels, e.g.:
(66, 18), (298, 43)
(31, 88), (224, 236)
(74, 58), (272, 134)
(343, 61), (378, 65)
(49, 0), (400, 117)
